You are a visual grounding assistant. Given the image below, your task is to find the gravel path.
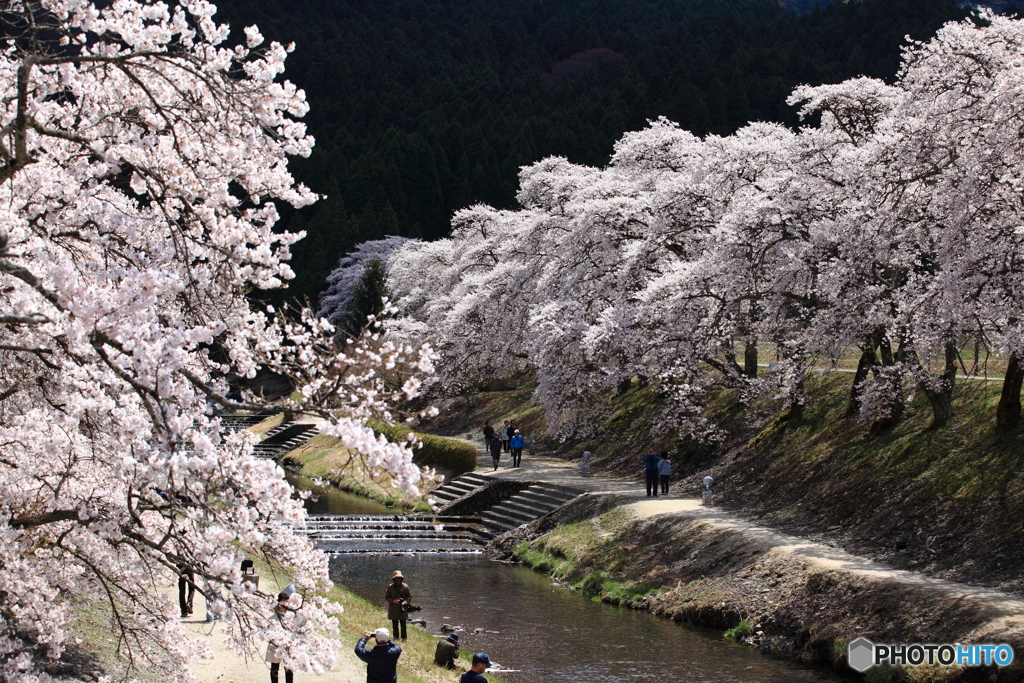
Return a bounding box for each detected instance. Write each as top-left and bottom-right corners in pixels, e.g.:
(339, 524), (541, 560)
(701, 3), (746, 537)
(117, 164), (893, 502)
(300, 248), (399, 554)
(476, 447), (1024, 624)
(166, 584), (365, 683)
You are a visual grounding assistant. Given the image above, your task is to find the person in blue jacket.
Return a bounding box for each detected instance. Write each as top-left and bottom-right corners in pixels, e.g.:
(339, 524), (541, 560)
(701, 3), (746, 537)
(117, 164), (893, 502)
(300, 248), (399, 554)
(509, 430), (525, 467)
(355, 628), (402, 683)
(643, 451), (661, 497)
(460, 653), (492, 683)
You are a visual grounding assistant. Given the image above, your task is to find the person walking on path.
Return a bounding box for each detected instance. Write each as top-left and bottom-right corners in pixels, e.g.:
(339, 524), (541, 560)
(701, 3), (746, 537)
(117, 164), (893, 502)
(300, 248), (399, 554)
(581, 450), (591, 475)
(658, 451), (672, 495)
(355, 628), (402, 683)
(499, 421), (511, 453)
(384, 570), (412, 640)
(433, 632), (460, 669)
(510, 430), (524, 467)
(482, 421), (494, 450)
(265, 593), (297, 683)
(643, 451), (661, 497)
(488, 434), (503, 470)
(177, 564), (195, 618)
(460, 653), (492, 683)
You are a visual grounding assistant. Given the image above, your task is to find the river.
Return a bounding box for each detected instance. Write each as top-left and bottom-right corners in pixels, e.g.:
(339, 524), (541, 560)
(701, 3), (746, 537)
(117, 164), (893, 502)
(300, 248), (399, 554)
(290, 474), (850, 682)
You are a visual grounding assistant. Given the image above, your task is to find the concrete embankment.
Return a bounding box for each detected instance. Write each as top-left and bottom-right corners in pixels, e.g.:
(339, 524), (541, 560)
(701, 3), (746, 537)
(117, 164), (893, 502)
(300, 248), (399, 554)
(480, 453), (1024, 681)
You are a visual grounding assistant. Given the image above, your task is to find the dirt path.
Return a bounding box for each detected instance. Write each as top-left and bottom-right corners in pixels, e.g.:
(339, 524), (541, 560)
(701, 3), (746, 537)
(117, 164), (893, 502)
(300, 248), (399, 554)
(162, 584), (365, 683)
(476, 448), (1024, 631)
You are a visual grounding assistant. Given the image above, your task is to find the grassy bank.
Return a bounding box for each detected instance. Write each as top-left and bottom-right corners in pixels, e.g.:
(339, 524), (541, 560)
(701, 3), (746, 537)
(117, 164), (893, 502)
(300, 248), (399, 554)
(713, 373), (1024, 592)
(423, 370), (1024, 593)
(259, 417), (476, 511)
(315, 575), (510, 683)
(282, 433), (431, 511)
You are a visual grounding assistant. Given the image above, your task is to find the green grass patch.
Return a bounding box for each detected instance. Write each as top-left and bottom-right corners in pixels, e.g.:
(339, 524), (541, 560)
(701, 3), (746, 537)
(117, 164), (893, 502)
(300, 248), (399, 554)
(724, 621), (751, 641)
(369, 421), (477, 476)
(285, 434), (431, 511)
(249, 412), (285, 435)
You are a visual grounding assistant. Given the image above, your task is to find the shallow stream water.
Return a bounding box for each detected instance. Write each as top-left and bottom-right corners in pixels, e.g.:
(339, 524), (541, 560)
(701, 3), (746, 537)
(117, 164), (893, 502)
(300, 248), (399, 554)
(292, 475), (850, 682)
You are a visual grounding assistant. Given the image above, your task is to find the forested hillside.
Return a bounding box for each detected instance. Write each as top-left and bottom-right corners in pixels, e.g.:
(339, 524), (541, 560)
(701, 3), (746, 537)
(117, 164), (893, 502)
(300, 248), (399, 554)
(209, 0), (979, 304)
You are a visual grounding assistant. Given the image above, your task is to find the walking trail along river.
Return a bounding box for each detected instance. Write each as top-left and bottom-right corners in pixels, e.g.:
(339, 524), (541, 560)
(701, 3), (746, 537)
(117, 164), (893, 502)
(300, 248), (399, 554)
(470, 444), (1024, 645)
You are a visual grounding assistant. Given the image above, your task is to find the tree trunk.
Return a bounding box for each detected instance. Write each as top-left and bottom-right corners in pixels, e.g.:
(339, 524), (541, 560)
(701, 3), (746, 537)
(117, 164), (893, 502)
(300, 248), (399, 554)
(846, 343), (878, 417)
(787, 383), (804, 422)
(723, 346), (743, 378)
(782, 346), (805, 423)
(869, 336), (905, 434)
(915, 343), (957, 430)
(996, 351), (1024, 432)
(744, 340), (758, 378)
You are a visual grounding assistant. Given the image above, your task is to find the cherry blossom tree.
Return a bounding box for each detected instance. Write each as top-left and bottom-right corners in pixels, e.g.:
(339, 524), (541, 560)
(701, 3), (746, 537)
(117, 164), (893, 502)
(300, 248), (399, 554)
(318, 235), (411, 337)
(0, 0), (433, 680)
(386, 9), (1024, 442)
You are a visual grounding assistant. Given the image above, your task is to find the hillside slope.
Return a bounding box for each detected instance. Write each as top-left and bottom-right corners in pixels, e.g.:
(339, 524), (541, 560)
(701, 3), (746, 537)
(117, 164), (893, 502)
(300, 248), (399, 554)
(422, 372), (1024, 595)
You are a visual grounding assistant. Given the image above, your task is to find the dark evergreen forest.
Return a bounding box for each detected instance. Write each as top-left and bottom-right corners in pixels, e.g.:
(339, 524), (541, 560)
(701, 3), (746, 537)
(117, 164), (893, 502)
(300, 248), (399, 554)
(208, 0), (1010, 305)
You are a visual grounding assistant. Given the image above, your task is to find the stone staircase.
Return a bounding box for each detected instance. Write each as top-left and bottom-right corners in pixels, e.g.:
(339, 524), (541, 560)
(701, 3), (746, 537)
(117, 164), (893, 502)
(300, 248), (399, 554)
(429, 472), (496, 508)
(430, 473), (583, 534)
(479, 482), (582, 533)
(252, 423), (320, 458)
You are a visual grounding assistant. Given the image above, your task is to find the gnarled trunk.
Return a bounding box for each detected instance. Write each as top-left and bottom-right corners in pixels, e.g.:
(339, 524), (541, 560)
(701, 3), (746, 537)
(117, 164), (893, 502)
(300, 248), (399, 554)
(996, 351), (1024, 431)
(914, 343), (957, 430)
(869, 337), (905, 434)
(743, 340), (758, 378)
(846, 340), (878, 417)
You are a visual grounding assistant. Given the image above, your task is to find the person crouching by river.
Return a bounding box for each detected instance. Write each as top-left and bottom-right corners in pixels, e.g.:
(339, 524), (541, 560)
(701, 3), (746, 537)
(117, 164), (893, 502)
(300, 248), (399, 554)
(488, 434), (502, 470)
(460, 653), (492, 683)
(355, 628), (401, 683)
(434, 632), (460, 669)
(385, 570), (412, 640)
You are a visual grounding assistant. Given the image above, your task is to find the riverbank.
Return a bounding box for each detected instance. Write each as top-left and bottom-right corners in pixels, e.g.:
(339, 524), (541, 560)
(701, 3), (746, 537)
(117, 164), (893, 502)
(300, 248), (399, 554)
(469, 449), (1024, 681)
(174, 562), (507, 683)
(270, 416), (475, 512)
(424, 373), (1024, 592)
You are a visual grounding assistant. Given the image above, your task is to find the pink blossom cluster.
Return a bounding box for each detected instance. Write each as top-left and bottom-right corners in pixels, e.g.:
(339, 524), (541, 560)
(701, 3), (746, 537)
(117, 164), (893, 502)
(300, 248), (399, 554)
(0, 0), (432, 679)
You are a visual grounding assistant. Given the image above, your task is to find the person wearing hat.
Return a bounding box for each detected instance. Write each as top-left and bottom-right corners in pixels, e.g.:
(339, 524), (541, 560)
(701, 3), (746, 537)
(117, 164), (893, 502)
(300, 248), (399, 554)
(265, 593), (297, 683)
(460, 653), (491, 683)
(433, 632), (460, 669)
(384, 570), (412, 640)
(355, 627), (402, 683)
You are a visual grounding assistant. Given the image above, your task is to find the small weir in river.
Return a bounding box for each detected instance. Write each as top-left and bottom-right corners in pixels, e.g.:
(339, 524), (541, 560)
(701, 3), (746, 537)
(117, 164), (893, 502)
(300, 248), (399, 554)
(298, 514), (491, 554)
(290, 474), (849, 682)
